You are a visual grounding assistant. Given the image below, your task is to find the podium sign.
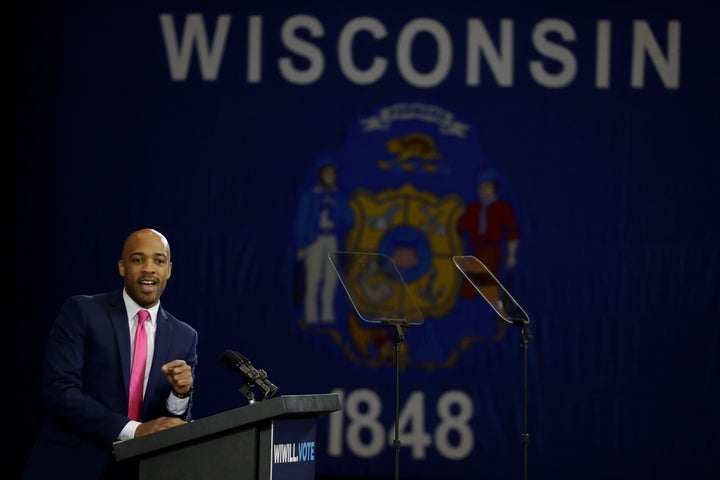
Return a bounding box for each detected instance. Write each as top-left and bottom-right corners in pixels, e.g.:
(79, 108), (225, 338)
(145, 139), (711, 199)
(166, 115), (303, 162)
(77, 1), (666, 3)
(113, 393), (341, 480)
(269, 418), (317, 480)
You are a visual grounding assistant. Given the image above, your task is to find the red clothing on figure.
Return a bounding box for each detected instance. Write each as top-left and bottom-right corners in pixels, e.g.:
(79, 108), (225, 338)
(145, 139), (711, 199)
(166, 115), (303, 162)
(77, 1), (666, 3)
(457, 200), (520, 298)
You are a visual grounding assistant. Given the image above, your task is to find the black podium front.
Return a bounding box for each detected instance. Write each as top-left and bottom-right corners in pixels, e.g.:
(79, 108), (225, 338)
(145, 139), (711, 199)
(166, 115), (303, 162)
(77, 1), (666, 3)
(113, 393), (342, 480)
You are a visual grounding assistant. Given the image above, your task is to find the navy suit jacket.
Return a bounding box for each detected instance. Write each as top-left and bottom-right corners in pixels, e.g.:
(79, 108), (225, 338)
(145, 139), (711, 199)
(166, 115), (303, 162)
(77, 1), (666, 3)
(22, 289), (198, 479)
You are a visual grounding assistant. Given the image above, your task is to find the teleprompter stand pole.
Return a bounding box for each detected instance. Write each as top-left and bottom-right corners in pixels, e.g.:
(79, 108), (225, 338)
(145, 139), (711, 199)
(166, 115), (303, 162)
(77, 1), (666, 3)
(391, 323), (405, 480)
(513, 319), (533, 480)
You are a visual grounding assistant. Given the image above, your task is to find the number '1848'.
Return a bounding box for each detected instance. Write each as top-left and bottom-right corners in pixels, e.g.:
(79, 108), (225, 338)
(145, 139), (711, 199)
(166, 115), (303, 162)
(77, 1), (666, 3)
(327, 388), (474, 460)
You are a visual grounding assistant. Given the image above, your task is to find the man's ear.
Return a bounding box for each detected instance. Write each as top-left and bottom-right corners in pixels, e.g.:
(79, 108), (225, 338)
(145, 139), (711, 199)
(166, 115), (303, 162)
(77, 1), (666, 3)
(118, 259), (125, 277)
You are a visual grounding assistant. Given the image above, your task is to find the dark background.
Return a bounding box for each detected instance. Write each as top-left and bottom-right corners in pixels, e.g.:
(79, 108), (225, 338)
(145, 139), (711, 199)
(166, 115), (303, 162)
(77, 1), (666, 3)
(9, 1), (719, 479)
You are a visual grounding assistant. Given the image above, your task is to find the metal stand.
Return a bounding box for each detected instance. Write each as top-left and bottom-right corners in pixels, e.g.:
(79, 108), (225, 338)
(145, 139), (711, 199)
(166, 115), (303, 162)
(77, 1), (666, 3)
(452, 255), (533, 480)
(390, 324), (405, 480)
(513, 319), (533, 480)
(239, 382), (256, 404)
(327, 251), (425, 480)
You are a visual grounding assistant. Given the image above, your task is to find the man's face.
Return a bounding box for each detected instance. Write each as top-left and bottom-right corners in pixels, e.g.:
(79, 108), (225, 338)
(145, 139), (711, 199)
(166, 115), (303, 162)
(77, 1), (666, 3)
(319, 165), (337, 187)
(478, 181), (496, 199)
(118, 231), (172, 308)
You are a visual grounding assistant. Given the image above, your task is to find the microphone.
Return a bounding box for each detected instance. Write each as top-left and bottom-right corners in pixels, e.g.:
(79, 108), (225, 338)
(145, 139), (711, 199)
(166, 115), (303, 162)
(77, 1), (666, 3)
(221, 349), (278, 400)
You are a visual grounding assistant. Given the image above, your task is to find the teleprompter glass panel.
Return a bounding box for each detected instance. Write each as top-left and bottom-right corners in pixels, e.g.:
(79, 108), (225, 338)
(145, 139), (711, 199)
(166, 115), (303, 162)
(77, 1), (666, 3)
(329, 251), (424, 326)
(452, 255), (530, 325)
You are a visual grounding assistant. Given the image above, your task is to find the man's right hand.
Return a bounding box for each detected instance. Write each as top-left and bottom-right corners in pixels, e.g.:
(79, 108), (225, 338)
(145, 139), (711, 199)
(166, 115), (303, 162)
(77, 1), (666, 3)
(134, 416), (187, 438)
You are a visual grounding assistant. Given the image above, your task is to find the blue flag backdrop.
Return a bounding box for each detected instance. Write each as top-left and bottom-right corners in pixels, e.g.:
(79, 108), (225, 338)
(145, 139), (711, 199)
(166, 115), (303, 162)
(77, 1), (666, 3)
(9, 1), (719, 479)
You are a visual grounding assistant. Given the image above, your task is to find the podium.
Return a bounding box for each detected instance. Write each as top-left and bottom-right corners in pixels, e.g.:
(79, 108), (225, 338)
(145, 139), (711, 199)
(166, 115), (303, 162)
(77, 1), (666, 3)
(113, 393), (342, 480)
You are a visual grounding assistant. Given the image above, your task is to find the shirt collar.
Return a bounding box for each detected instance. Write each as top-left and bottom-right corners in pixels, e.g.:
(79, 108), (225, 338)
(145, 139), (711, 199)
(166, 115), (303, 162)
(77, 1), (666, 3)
(122, 288), (160, 326)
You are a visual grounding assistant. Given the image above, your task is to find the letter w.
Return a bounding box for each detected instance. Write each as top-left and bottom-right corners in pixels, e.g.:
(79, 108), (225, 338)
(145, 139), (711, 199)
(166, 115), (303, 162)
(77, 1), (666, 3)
(159, 14), (231, 81)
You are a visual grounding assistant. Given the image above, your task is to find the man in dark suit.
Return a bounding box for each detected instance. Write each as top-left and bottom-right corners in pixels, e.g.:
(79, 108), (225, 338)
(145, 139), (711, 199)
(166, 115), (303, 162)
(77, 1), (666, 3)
(22, 228), (198, 479)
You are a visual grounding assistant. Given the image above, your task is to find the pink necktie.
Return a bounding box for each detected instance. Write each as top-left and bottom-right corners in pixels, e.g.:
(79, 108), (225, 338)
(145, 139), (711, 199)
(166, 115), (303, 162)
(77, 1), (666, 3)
(128, 310), (149, 421)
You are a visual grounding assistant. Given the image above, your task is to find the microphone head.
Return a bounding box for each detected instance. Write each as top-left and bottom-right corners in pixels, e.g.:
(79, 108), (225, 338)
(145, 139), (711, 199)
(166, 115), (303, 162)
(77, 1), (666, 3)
(221, 349), (246, 370)
(262, 381), (279, 400)
(222, 349), (278, 401)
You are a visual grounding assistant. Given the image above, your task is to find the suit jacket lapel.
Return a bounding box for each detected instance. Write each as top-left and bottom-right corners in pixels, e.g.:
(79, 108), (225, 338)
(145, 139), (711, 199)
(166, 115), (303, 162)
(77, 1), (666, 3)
(108, 289), (133, 401)
(148, 307), (172, 392)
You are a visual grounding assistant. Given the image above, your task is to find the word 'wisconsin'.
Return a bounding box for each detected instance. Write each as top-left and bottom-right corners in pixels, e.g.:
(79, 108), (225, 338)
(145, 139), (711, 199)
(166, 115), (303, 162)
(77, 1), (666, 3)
(159, 14), (681, 90)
